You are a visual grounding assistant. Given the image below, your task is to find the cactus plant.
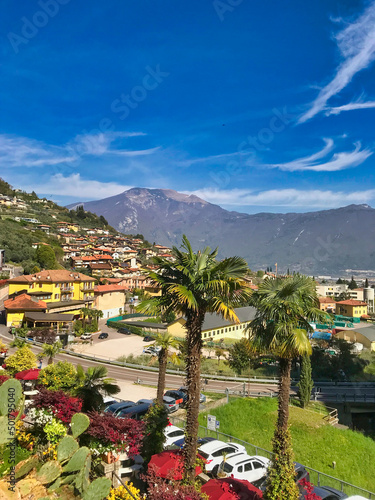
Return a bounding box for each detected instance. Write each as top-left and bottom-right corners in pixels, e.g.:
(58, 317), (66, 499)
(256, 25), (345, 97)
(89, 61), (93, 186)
(57, 435), (79, 462)
(36, 460), (63, 484)
(82, 477), (111, 500)
(63, 446), (91, 473)
(15, 455), (39, 480)
(0, 378), (24, 445)
(71, 412), (90, 438)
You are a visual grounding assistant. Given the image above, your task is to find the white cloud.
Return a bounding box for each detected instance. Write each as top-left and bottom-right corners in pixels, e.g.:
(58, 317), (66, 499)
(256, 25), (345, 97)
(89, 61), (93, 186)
(177, 150), (252, 167)
(299, 2), (375, 123)
(188, 187), (375, 208)
(68, 131), (157, 157)
(326, 100), (375, 115)
(0, 134), (76, 168)
(26, 173), (132, 200)
(265, 138), (372, 172)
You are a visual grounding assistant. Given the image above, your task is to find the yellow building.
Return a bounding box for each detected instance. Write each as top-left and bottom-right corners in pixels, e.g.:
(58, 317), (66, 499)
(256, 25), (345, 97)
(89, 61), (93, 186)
(94, 284), (127, 319)
(336, 300), (368, 318)
(167, 306), (257, 340)
(6, 270), (96, 327)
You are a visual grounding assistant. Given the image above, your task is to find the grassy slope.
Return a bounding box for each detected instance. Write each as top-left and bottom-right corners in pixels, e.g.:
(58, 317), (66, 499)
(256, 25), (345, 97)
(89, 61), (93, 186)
(198, 398), (375, 493)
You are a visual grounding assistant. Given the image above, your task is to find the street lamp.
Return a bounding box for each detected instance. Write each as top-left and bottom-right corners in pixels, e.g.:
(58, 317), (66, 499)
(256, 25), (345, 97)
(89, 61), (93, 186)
(248, 358), (252, 397)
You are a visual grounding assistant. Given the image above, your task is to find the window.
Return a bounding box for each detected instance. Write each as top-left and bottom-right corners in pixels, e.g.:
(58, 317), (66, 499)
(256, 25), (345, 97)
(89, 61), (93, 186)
(244, 462), (253, 471)
(55, 294), (59, 300)
(225, 328), (227, 332)
(237, 465), (243, 473)
(39, 284), (42, 288)
(223, 463), (233, 473)
(253, 461), (264, 469)
(221, 329), (223, 334)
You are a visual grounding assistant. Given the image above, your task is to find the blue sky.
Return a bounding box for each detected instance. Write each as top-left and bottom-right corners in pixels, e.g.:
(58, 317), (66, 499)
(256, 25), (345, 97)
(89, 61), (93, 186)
(1, 0), (375, 213)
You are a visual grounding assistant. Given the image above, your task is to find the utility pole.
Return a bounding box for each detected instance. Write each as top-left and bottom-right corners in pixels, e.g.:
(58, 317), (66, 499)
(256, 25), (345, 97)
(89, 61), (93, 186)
(275, 263), (278, 276)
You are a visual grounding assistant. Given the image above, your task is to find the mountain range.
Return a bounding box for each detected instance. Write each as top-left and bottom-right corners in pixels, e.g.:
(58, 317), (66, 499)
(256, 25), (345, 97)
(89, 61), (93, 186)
(68, 188), (375, 275)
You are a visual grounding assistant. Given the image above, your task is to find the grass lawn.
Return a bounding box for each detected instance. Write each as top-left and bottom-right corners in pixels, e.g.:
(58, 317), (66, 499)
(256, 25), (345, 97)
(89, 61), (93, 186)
(198, 397), (375, 494)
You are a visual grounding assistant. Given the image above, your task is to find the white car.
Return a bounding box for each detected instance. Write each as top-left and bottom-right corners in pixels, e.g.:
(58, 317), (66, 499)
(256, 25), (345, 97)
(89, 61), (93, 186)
(80, 333), (92, 340)
(198, 440), (247, 473)
(164, 425), (185, 447)
(217, 452), (270, 482)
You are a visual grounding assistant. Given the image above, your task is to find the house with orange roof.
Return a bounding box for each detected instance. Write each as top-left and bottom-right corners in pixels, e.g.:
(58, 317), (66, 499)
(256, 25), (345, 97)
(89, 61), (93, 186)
(6, 270), (96, 327)
(94, 284), (127, 318)
(336, 299), (368, 318)
(318, 296), (336, 314)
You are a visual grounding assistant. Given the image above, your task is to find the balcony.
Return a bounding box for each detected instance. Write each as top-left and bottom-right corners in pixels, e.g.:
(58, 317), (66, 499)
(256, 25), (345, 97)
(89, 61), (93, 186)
(81, 284), (93, 291)
(61, 286), (74, 292)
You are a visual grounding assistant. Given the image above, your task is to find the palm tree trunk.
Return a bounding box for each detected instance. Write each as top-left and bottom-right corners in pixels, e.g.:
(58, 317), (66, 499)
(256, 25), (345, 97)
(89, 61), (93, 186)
(183, 311), (204, 482)
(48, 356), (53, 365)
(157, 348), (167, 404)
(277, 357), (292, 431)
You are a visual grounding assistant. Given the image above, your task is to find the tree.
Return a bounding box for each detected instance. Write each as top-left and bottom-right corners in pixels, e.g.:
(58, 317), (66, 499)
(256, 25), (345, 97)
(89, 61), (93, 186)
(5, 345), (37, 375)
(137, 235), (250, 481)
(41, 340), (62, 365)
(215, 347), (225, 365)
(248, 275), (327, 500)
(141, 402), (169, 464)
(74, 365), (120, 412)
(297, 355), (314, 408)
(154, 333), (180, 403)
(256, 270), (265, 278)
(227, 338), (254, 375)
(35, 245), (58, 269)
(348, 276), (358, 290)
(80, 307), (92, 329)
(38, 361), (77, 392)
(365, 278), (369, 288)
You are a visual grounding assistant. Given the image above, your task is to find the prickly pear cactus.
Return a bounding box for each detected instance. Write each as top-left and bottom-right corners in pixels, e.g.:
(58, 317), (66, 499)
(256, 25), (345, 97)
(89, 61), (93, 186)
(0, 378), (24, 445)
(36, 461), (63, 484)
(82, 477), (111, 500)
(70, 412), (89, 438)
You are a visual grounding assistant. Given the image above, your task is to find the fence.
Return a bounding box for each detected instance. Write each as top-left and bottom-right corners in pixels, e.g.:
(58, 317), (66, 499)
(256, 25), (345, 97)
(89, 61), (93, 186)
(169, 416), (375, 499)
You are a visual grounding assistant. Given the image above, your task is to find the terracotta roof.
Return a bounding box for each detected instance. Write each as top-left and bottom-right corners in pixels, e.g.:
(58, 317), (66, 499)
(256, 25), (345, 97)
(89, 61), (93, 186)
(319, 297), (336, 303)
(89, 263), (112, 270)
(72, 255), (113, 261)
(336, 299), (368, 306)
(94, 285), (127, 294)
(8, 270), (96, 283)
(4, 293), (47, 311)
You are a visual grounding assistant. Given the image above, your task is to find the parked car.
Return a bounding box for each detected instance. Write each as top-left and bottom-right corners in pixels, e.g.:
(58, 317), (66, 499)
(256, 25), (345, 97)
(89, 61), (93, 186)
(143, 345), (161, 355)
(198, 440), (247, 473)
(179, 386), (206, 403)
(302, 485), (348, 499)
(102, 397), (118, 409)
(164, 390), (187, 407)
(173, 436), (217, 449)
(143, 336), (154, 342)
(164, 425), (185, 447)
(117, 402), (152, 420)
(118, 327), (131, 335)
(80, 333), (92, 340)
(163, 395), (180, 413)
(104, 400), (136, 416)
(216, 452), (270, 482)
(98, 332), (108, 339)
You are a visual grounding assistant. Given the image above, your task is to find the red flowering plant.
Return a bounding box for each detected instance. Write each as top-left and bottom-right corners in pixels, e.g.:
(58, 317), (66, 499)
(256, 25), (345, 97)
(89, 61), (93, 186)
(142, 463), (207, 500)
(299, 479), (322, 500)
(84, 411), (145, 456)
(0, 374), (10, 386)
(32, 387), (83, 424)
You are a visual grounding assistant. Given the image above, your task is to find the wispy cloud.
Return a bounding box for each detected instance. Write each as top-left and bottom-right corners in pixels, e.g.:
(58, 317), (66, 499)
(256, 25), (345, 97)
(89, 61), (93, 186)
(265, 138), (372, 172)
(299, 2), (375, 123)
(326, 100), (375, 115)
(0, 134), (76, 168)
(68, 131), (157, 157)
(0, 131), (158, 168)
(177, 150), (252, 167)
(189, 187), (375, 209)
(25, 173), (132, 200)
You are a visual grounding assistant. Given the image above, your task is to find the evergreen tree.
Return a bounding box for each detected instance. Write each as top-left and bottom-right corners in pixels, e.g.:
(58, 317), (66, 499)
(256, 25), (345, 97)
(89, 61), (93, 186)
(365, 278), (369, 288)
(287, 268), (290, 276)
(336, 278), (343, 284)
(297, 354), (314, 408)
(35, 245), (58, 270)
(348, 276), (358, 290)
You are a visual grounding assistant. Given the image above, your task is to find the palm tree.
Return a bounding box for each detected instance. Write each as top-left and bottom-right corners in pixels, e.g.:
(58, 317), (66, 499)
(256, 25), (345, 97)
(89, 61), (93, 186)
(248, 275), (328, 500)
(154, 333), (180, 403)
(41, 341), (62, 365)
(80, 307), (92, 329)
(138, 235), (250, 481)
(75, 365), (120, 412)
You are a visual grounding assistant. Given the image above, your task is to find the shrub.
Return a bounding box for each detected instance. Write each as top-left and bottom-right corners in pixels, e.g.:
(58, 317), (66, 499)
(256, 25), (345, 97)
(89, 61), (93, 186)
(85, 411), (145, 456)
(141, 402), (169, 464)
(33, 387), (82, 423)
(38, 361), (78, 392)
(4, 345), (37, 375)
